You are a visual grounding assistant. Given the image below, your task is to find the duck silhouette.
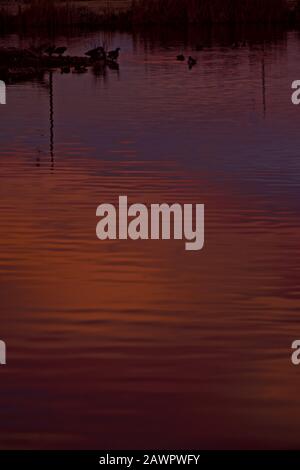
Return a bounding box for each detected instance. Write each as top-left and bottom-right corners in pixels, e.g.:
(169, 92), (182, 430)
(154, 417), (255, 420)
(188, 56), (197, 68)
(73, 64), (88, 73)
(55, 47), (67, 57)
(107, 48), (120, 61)
(45, 46), (56, 57)
(85, 46), (106, 61)
(61, 65), (70, 74)
(107, 60), (119, 70)
(177, 54), (185, 61)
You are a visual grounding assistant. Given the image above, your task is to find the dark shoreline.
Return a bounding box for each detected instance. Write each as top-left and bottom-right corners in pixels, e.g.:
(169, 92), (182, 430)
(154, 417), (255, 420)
(0, 0), (299, 33)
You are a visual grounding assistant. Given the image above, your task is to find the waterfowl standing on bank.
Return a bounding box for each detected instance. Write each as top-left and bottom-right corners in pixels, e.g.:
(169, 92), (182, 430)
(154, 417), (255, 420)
(73, 64), (88, 73)
(85, 46), (106, 61)
(45, 46), (56, 57)
(107, 59), (119, 71)
(55, 47), (67, 57)
(61, 65), (70, 74)
(177, 54), (185, 61)
(188, 56), (197, 68)
(85, 46), (99, 57)
(107, 48), (120, 61)
(29, 44), (48, 56)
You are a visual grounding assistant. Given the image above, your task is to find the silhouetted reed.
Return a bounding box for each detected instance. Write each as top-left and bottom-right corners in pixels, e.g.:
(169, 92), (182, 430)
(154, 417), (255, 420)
(131, 0), (290, 24)
(0, 0), (296, 31)
(0, 0), (131, 31)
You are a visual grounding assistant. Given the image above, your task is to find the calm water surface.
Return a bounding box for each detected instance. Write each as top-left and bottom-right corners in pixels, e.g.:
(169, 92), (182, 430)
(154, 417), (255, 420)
(0, 27), (300, 449)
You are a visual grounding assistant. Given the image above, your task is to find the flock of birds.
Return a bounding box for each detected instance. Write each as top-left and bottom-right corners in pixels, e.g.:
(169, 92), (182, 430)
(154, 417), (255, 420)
(42, 44), (121, 74)
(37, 40), (249, 75)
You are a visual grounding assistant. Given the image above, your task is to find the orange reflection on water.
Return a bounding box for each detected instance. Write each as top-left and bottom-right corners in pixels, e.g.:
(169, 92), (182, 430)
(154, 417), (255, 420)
(1, 27), (300, 449)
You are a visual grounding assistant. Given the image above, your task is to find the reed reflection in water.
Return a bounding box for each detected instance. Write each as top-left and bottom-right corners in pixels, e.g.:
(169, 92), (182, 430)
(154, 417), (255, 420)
(0, 26), (300, 449)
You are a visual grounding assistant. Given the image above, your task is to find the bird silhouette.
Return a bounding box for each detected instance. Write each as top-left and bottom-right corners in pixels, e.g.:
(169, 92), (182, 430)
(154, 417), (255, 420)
(45, 46), (56, 57)
(107, 48), (120, 61)
(61, 65), (70, 74)
(55, 47), (67, 57)
(188, 56), (197, 68)
(73, 64), (88, 73)
(85, 46), (106, 61)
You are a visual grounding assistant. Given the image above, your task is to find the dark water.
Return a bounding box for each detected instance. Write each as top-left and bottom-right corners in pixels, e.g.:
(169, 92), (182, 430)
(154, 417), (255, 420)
(1, 26), (300, 449)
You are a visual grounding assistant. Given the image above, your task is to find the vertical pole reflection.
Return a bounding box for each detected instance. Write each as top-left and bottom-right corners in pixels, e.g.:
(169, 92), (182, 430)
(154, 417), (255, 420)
(49, 71), (55, 169)
(262, 44), (266, 118)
